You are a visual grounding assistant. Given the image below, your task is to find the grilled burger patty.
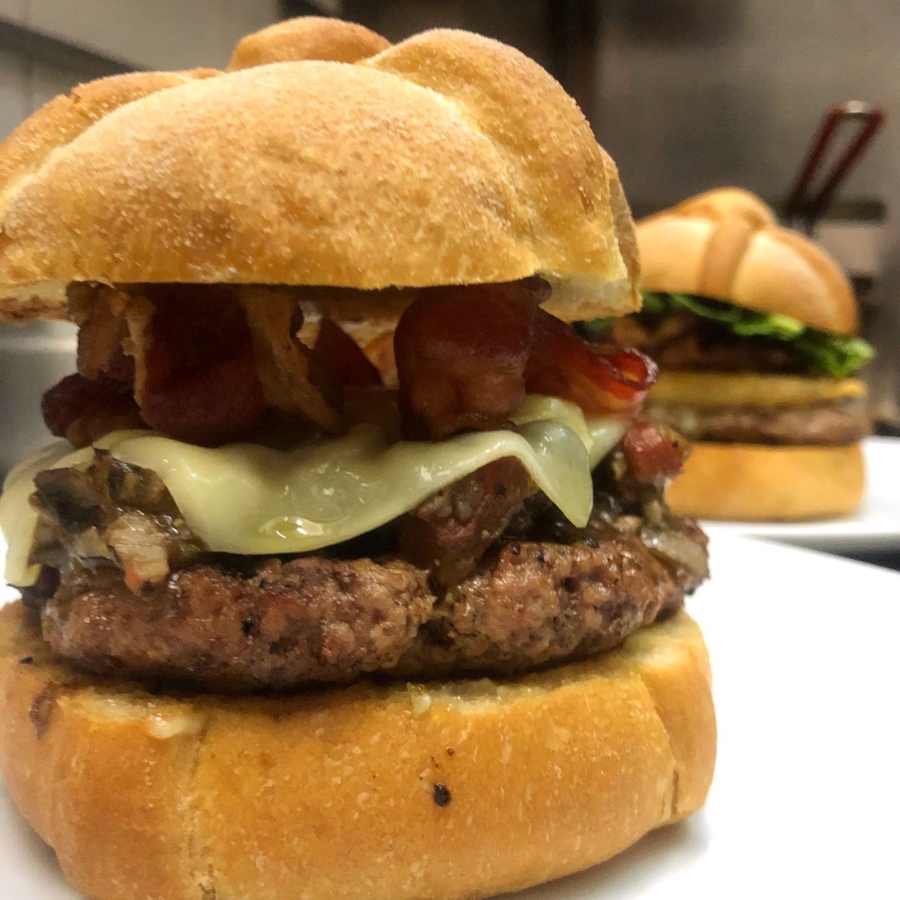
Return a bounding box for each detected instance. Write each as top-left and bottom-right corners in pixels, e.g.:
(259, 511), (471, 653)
(21, 426), (707, 691)
(646, 395), (869, 446)
(39, 528), (704, 692)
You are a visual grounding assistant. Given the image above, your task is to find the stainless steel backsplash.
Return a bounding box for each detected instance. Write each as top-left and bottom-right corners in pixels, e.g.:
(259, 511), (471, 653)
(0, 322), (76, 477)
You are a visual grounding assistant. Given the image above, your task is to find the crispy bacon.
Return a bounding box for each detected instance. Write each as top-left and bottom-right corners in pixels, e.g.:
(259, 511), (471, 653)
(71, 285), (134, 383)
(42, 373), (144, 448)
(55, 283), (351, 448)
(130, 286), (266, 446)
(394, 281), (546, 439)
(55, 278), (656, 450)
(393, 279), (655, 439)
(314, 318), (382, 389)
(63, 283), (345, 446)
(239, 288), (342, 433)
(622, 421), (689, 484)
(364, 331), (397, 387)
(399, 458), (533, 587)
(525, 310), (657, 414)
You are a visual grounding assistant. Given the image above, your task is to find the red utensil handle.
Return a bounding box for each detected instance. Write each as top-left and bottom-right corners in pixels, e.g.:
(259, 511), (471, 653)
(784, 102), (884, 231)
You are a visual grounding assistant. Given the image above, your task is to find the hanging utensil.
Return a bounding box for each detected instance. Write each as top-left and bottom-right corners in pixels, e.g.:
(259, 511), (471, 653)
(784, 102), (884, 234)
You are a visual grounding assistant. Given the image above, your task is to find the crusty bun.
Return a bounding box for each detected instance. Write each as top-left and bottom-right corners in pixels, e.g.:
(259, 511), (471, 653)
(666, 441), (865, 520)
(637, 188), (858, 335)
(660, 186), (777, 228)
(0, 70), (218, 212)
(228, 16), (390, 69)
(0, 69), (219, 321)
(0, 601), (714, 900)
(0, 24), (639, 328)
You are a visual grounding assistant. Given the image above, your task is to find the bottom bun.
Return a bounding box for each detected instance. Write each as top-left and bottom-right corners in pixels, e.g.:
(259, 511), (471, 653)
(667, 441), (865, 521)
(0, 601), (715, 900)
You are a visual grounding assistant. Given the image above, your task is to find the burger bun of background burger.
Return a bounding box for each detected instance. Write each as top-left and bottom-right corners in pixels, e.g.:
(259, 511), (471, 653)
(637, 187), (858, 335)
(666, 442), (865, 520)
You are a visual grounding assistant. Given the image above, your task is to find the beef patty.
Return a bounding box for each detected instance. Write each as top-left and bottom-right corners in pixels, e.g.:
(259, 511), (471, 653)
(39, 527), (703, 692)
(646, 395), (870, 446)
(24, 423), (706, 691)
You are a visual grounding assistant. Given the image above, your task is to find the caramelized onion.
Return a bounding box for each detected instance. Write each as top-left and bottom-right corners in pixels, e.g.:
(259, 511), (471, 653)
(642, 529), (709, 579)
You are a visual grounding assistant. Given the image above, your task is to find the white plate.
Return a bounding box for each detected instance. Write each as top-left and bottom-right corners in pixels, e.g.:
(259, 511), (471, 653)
(703, 437), (900, 554)
(1, 534), (900, 898)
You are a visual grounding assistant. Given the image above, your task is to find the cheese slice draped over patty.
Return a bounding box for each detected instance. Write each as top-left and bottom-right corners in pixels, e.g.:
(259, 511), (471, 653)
(1, 396), (628, 587)
(649, 373), (867, 408)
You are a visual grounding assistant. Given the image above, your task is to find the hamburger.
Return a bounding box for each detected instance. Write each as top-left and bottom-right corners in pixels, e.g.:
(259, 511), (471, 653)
(0, 19), (715, 900)
(585, 188), (874, 521)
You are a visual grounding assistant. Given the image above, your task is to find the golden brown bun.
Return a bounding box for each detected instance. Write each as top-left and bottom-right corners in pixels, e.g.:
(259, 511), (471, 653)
(662, 187), (777, 228)
(0, 24), (639, 327)
(0, 69), (218, 321)
(228, 17), (390, 69)
(637, 188), (858, 335)
(0, 70), (218, 209)
(667, 441), (865, 521)
(0, 602), (715, 900)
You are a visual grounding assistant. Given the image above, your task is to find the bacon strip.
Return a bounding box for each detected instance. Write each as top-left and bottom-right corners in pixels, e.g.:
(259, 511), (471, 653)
(622, 421), (689, 484)
(394, 281), (544, 439)
(314, 318), (382, 389)
(129, 286), (266, 446)
(525, 310), (657, 414)
(42, 373), (144, 448)
(394, 279), (655, 439)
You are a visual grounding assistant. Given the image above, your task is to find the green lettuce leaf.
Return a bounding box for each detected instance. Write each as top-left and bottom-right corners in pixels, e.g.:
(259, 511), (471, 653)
(792, 332), (874, 378)
(580, 291), (874, 378)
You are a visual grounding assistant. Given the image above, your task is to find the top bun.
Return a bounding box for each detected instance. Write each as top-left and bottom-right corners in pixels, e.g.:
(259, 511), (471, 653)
(228, 17), (390, 69)
(0, 21), (639, 326)
(636, 188), (858, 335)
(0, 69), (218, 322)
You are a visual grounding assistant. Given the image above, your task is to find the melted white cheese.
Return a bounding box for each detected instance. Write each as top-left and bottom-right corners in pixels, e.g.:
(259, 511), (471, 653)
(1, 396), (627, 586)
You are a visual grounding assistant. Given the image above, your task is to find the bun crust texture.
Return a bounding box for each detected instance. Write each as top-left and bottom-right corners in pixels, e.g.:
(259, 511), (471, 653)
(0, 601), (715, 900)
(228, 16), (391, 69)
(0, 25), (639, 325)
(636, 188), (858, 335)
(666, 441), (865, 521)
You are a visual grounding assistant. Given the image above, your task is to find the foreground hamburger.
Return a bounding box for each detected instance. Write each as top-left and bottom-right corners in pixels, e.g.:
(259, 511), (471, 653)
(588, 188), (873, 521)
(0, 19), (715, 900)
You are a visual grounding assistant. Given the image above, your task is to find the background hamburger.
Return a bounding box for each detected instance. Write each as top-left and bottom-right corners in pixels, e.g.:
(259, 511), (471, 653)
(586, 187), (874, 521)
(0, 18), (715, 900)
